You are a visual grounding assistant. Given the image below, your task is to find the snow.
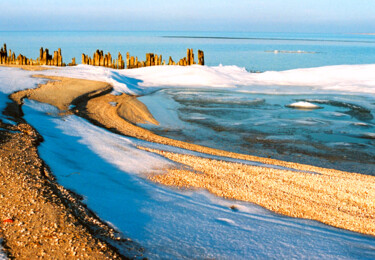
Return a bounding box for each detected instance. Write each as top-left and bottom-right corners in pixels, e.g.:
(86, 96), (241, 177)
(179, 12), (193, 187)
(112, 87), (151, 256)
(0, 67), (46, 94)
(0, 67), (46, 122)
(40, 63), (375, 95)
(1, 66), (375, 258)
(0, 239), (6, 260)
(286, 101), (322, 109)
(25, 100), (172, 175)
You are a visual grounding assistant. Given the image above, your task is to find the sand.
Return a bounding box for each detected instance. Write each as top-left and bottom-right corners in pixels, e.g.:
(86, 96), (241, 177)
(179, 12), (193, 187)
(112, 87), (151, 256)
(141, 147), (375, 236)
(76, 80), (375, 237)
(11, 75), (112, 111)
(91, 93), (159, 125)
(1, 74), (144, 258)
(17, 74), (375, 236)
(82, 92), (355, 175)
(2, 71), (375, 258)
(0, 122), (138, 259)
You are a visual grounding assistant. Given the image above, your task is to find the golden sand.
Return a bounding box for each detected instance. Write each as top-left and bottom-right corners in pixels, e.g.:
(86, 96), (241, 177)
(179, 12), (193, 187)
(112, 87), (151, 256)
(12, 75), (375, 237)
(140, 147), (375, 236)
(0, 122), (135, 258)
(84, 92), (359, 175)
(103, 94), (158, 125)
(11, 75), (111, 111)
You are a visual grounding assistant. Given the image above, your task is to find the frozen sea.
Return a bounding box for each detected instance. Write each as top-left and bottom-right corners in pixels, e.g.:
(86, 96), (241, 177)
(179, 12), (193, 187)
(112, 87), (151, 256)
(0, 31), (375, 258)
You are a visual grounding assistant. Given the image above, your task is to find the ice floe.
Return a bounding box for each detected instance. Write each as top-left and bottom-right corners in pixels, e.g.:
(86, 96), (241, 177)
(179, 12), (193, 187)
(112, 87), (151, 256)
(286, 101), (322, 109)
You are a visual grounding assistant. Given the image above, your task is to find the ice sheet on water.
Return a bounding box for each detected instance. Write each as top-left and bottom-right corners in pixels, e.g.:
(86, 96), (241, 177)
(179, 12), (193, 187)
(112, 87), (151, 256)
(286, 101), (322, 109)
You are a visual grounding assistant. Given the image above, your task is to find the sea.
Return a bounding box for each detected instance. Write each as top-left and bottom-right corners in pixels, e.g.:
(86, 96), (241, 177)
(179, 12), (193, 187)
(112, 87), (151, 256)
(1, 31), (375, 71)
(1, 31), (375, 258)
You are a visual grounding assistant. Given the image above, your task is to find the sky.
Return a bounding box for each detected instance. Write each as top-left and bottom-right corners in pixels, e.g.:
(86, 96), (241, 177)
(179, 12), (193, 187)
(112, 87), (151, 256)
(1, 0), (375, 33)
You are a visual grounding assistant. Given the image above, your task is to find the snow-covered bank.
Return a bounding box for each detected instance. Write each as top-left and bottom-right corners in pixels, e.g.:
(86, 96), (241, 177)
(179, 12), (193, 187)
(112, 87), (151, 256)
(40, 63), (375, 95)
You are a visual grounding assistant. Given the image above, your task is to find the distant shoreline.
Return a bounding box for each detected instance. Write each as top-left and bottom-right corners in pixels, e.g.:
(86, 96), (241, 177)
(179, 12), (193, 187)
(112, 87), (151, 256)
(162, 35), (375, 44)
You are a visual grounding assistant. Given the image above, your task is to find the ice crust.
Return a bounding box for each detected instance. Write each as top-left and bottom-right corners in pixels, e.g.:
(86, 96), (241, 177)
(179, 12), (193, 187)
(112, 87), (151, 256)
(40, 63), (375, 95)
(287, 101), (322, 109)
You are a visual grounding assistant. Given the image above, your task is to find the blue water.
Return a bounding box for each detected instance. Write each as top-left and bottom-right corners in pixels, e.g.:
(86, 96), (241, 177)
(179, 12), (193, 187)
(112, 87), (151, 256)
(1, 31), (375, 71)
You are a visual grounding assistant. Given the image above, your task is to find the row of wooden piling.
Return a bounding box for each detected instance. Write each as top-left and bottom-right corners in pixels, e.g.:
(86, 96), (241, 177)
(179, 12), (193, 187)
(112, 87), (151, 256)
(1, 43), (204, 69)
(0, 43), (39, 66)
(0, 44), (76, 66)
(82, 48), (204, 69)
(82, 50), (125, 69)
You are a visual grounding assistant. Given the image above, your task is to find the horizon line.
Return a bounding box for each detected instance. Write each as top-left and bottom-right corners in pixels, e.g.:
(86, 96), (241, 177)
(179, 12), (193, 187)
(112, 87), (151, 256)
(0, 30), (374, 34)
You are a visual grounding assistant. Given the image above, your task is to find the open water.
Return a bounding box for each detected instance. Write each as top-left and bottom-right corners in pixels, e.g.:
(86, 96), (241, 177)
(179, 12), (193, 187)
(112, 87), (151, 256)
(1, 31), (375, 71)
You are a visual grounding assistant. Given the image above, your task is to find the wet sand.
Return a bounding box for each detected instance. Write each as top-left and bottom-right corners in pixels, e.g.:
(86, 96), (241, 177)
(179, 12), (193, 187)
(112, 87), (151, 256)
(2, 71), (375, 258)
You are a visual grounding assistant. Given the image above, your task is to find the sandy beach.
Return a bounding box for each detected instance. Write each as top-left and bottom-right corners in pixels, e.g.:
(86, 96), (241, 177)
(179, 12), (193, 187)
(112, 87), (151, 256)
(8, 72), (375, 237)
(1, 67), (375, 257)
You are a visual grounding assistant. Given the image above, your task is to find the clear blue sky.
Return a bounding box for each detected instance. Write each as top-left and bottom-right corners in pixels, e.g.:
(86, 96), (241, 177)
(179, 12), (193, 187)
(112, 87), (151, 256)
(1, 0), (374, 33)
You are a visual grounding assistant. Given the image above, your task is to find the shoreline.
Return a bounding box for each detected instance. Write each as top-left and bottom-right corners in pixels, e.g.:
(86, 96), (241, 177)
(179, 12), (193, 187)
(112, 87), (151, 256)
(9, 70), (375, 237)
(1, 65), (375, 257)
(0, 69), (143, 258)
(0, 122), (135, 258)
